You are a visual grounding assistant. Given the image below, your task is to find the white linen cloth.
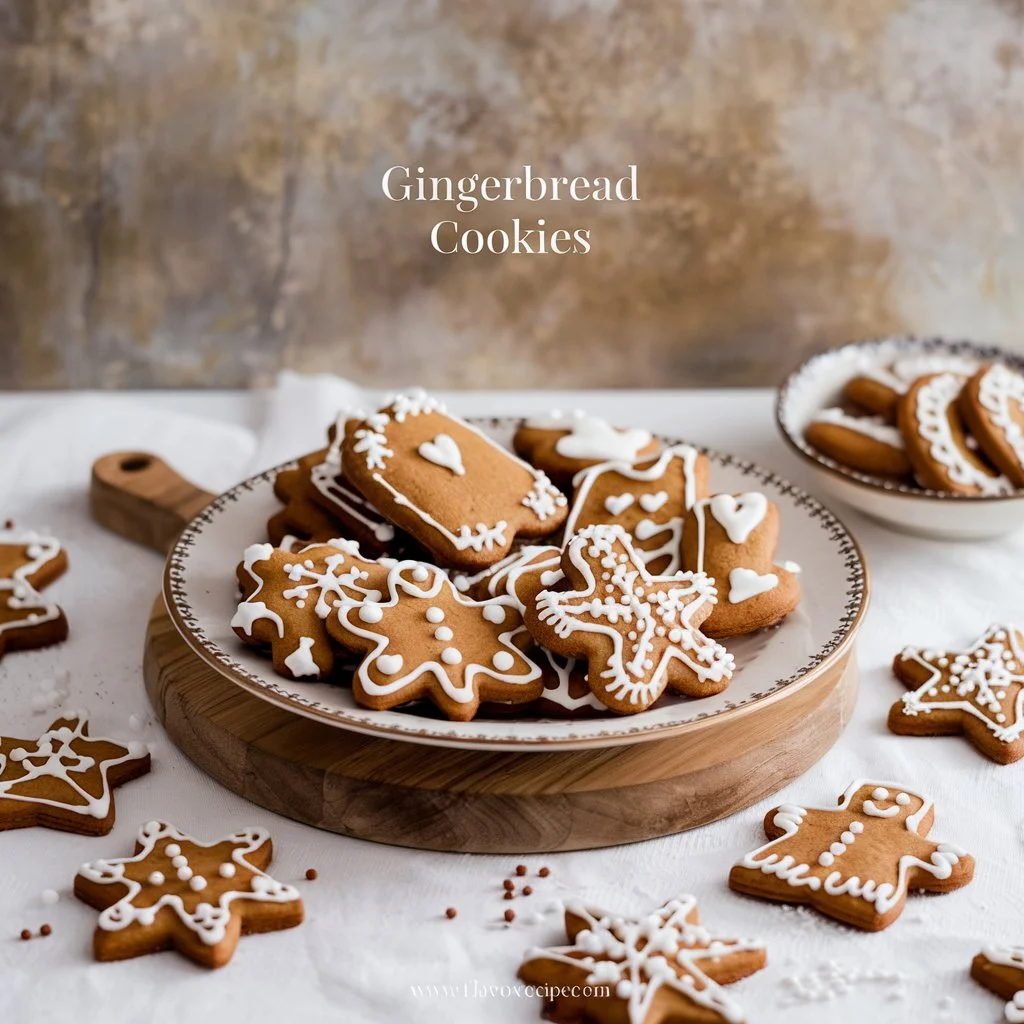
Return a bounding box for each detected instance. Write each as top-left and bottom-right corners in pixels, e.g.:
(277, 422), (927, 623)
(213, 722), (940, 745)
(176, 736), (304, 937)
(1, 379), (1021, 1024)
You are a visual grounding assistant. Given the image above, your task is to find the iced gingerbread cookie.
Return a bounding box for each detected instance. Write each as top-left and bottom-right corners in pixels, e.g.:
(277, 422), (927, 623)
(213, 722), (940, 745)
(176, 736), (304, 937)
(972, 945), (1024, 1023)
(958, 364), (1024, 488)
(0, 528), (68, 660)
(526, 524), (734, 715)
(682, 493), (801, 638)
(805, 408), (911, 477)
(341, 389), (567, 571)
(330, 560), (544, 721)
(729, 779), (974, 931)
(74, 820), (303, 968)
(512, 410), (658, 486)
(0, 714), (149, 836)
(268, 450), (349, 548)
(898, 373), (1013, 494)
(843, 353), (982, 422)
(564, 445), (709, 575)
(518, 895), (766, 1024)
(889, 625), (1024, 764)
(232, 540), (390, 680)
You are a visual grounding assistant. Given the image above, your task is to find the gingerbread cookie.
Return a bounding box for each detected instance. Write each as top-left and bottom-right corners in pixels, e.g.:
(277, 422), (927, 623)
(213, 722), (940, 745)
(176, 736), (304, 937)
(526, 524), (734, 714)
(682, 493), (801, 638)
(898, 373), (1013, 494)
(564, 445), (709, 575)
(959, 364), (1024, 488)
(232, 540), (390, 680)
(518, 895), (766, 1024)
(0, 714), (149, 836)
(512, 410), (659, 486)
(341, 389), (567, 571)
(972, 945), (1024, 1023)
(0, 528), (68, 660)
(805, 408), (911, 477)
(889, 625), (1024, 764)
(729, 779), (973, 931)
(330, 560), (544, 721)
(74, 820), (303, 968)
(268, 451), (349, 548)
(843, 354), (982, 422)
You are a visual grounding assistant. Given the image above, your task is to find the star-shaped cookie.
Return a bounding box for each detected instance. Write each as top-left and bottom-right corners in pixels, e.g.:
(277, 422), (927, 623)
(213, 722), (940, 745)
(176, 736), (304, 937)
(74, 820), (304, 968)
(889, 625), (1024, 763)
(0, 528), (68, 660)
(972, 944), (1024, 1023)
(330, 560), (544, 721)
(729, 780), (974, 931)
(518, 895), (766, 1024)
(525, 524), (734, 714)
(0, 714), (149, 835)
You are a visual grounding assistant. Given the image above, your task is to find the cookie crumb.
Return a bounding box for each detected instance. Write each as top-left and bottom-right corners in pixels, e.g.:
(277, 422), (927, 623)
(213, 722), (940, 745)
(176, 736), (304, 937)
(504, 909), (515, 923)
(39, 924), (52, 938)
(40, 889), (59, 907)
(515, 864), (527, 876)
(445, 907), (457, 919)
(503, 878), (514, 891)
(19, 929), (31, 941)
(4, 520), (14, 530)
(538, 866), (550, 877)
(503, 891), (514, 901)
(304, 868), (318, 881)
(523, 885), (533, 896)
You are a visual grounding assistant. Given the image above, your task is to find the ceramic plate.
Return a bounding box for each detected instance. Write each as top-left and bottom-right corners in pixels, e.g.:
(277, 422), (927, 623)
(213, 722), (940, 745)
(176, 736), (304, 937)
(163, 418), (868, 751)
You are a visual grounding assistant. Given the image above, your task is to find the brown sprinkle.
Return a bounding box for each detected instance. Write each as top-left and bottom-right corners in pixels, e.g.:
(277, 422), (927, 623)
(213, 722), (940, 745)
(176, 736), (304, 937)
(504, 909), (515, 923)
(515, 864), (527, 876)
(4, 520), (13, 530)
(19, 929), (31, 941)
(538, 866), (550, 877)
(304, 869), (318, 881)
(502, 879), (514, 891)
(503, 891), (514, 901)
(445, 907), (458, 920)
(39, 924), (52, 937)
(522, 885), (533, 896)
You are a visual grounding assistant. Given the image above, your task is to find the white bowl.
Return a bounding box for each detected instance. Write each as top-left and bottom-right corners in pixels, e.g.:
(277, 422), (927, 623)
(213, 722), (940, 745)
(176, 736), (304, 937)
(776, 336), (1024, 540)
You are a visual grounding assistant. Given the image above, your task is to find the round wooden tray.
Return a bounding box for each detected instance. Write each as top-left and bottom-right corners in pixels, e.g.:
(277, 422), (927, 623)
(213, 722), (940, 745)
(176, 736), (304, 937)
(94, 450), (861, 853)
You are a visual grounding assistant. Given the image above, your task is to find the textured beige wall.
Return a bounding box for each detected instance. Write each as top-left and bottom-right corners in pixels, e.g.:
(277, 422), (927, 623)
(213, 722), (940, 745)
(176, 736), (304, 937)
(2, 0), (1023, 389)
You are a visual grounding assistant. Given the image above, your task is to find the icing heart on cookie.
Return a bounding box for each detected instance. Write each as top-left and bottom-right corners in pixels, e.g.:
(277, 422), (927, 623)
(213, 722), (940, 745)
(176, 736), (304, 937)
(638, 490), (668, 513)
(728, 567), (779, 604)
(417, 433), (466, 476)
(604, 493), (635, 515)
(708, 493), (768, 544)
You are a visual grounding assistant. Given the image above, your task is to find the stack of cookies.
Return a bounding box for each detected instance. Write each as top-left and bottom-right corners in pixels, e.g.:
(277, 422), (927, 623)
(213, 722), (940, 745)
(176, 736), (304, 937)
(805, 360), (1024, 495)
(231, 389), (802, 722)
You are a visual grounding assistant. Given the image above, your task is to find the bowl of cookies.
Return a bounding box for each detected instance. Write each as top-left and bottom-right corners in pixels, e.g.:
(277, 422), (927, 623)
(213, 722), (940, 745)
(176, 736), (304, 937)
(776, 336), (1024, 539)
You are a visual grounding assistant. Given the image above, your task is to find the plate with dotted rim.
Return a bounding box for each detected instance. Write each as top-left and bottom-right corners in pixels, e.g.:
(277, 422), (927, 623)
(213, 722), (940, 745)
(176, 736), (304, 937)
(163, 418), (869, 751)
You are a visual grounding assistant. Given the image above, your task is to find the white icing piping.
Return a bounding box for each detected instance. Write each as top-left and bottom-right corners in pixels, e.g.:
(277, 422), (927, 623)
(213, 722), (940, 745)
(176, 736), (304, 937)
(0, 530), (64, 636)
(977, 364), (1024, 471)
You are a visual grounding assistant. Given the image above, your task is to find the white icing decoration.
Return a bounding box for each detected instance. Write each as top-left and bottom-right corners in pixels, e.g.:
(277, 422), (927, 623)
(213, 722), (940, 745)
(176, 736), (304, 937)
(977, 364), (1024, 472)
(638, 491), (668, 513)
(492, 651), (515, 671)
(377, 654), (404, 675)
(605, 493), (635, 516)
(148, 872), (165, 886)
(811, 408), (904, 449)
(77, 822), (301, 946)
(359, 604), (384, 623)
(283, 637), (319, 678)
(425, 606), (445, 623)
(434, 626), (454, 642)
(979, 945), (1024, 1023)
(738, 780), (968, 916)
(708, 493), (768, 545)
(897, 625), (1024, 743)
(218, 863), (236, 879)
(913, 373), (1013, 494)
(728, 567), (779, 604)
(522, 896), (762, 1024)
(441, 648), (462, 665)
(417, 433), (466, 476)
(780, 561), (802, 574)
(482, 605), (506, 624)
(0, 715), (147, 820)
(0, 529), (65, 639)
(525, 410), (654, 463)
(534, 524), (733, 709)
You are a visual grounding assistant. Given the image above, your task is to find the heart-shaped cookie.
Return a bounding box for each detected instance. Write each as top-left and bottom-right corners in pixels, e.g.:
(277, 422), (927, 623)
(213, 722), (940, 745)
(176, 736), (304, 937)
(417, 433), (466, 476)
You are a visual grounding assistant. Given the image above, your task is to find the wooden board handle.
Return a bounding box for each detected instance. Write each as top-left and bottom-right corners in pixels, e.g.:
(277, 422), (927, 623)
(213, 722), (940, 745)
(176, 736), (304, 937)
(90, 452), (215, 554)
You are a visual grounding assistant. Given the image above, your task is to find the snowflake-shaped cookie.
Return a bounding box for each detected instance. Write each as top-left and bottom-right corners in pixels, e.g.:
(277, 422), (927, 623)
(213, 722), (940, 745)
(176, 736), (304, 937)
(330, 560), (543, 721)
(972, 944), (1024, 1023)
(0, 714), (150, 835)
(0, 528), (68, 660)
(729, 780), (974, 931)
(889, 625), (1024, 763)
(75, 820), (304, 968)
(518, 895), (766, 1024)
(526, 524), (734, 714)
(232, 540), (390, 680)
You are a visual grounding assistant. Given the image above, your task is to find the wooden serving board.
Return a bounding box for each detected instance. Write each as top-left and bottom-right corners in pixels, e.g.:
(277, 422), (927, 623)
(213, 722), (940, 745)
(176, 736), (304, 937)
(92, 451), (859, 853)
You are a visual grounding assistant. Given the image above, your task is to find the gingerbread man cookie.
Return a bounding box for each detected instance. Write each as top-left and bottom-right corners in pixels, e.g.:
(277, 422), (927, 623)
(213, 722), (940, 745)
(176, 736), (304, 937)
(682, 493), (801, 638)
(959, 364), (1024, 488)
(526, 524), (734, 714)
(341, 389), (567, 571)
(805, 408), (911, 478)
(518, 895), (766, 1024)
(232, 540), (390, 680)
(330, 560), (544, 721)
(972, 945), (1024, 1023)
(563, 445), (709, 575)
(899, 373), (1013, 494)
(0, 527), (68, 660)
(0, 714), (149, 836)
(889, 625), (1024, 764)
(513, 410), (659, 486)
(729, 779), (974, 931)
(75, 820), (303, 968)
